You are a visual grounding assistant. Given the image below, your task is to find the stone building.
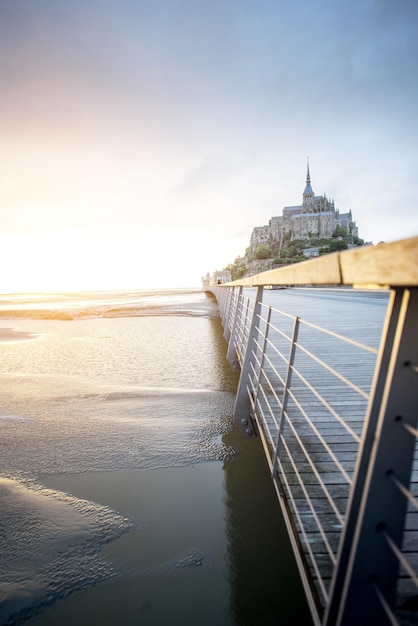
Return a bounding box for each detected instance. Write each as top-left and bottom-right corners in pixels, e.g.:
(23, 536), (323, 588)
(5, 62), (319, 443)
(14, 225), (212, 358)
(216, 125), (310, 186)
(250, 164), (358, 254)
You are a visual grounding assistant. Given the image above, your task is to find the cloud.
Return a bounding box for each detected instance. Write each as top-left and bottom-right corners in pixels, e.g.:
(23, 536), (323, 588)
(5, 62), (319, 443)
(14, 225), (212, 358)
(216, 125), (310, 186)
(0, 0), (417, 290)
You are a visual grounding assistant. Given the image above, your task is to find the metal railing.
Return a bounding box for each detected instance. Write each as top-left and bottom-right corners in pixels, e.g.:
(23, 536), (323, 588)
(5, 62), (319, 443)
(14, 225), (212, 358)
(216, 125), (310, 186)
(204, 236), (418, 626)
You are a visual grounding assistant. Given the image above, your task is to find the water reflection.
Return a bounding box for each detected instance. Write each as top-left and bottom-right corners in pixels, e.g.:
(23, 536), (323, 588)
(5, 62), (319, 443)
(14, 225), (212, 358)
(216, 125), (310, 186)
(222, 428), (313, 625)
(208, 313), (312, 624)
(208, 317), (240, 392)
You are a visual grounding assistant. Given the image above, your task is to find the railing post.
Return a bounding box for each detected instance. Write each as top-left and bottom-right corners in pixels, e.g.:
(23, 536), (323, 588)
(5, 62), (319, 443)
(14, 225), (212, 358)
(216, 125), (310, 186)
(217, 286), (226, 316)
(252, 305), (272, 407)
(223, 287), (235, 342)
(272, 316), (300, 476)
(226, 287), (243, 368)
(219, 286), (229, 330)
(233, 286), (264, 435)
(325, 288), (418, 626)
(236, 296), (251, 366)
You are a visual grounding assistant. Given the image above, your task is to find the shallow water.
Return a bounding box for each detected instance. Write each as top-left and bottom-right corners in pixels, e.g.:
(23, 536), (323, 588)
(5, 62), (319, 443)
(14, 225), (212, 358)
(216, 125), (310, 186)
(0, 290), (311, 625)
(31, 464), (231, 626)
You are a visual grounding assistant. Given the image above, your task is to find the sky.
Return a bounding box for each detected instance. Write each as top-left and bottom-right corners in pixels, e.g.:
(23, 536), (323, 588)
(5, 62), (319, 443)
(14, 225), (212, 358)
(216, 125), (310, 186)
(0, 0), (417, 292)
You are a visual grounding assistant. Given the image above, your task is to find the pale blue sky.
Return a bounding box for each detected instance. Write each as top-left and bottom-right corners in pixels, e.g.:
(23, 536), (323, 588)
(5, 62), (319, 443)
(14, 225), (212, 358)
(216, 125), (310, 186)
(0, 0), (417, 290)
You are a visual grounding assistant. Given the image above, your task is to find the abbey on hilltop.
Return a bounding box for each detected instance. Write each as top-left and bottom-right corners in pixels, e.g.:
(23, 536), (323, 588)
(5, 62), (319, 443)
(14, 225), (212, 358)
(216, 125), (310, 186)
(249, 162), (359, 257)
(217, 162), (364, 282)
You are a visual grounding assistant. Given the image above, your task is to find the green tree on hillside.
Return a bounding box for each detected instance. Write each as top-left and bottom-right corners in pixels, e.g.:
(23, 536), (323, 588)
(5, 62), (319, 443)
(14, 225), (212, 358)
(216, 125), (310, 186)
(223, 256), (247, 280)
(254, 245), (271, 259)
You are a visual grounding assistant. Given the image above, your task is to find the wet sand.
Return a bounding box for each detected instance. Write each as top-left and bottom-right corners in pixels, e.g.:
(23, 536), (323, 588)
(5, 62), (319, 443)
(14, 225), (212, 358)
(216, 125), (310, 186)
(0, 327), (40, 342)
(0, 477), (131, 626)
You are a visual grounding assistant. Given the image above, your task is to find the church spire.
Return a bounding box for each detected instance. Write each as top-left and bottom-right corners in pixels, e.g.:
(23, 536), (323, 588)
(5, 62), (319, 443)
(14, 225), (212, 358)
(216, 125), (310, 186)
(303, 157), (314, 204)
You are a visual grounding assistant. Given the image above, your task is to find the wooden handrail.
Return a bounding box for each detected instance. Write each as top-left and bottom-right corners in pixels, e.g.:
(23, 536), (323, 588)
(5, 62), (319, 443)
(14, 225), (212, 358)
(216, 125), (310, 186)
(225, 236), (418, 289)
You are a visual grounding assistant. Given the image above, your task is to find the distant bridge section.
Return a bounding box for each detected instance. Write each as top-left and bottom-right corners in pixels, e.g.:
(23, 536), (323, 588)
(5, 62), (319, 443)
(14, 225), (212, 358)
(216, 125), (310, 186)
(204, 237), (418, 626)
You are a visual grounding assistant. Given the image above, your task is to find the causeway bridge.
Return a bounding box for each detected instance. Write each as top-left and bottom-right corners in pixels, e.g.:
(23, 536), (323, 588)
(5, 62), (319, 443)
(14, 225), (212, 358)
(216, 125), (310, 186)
(203, 236), (418, 626)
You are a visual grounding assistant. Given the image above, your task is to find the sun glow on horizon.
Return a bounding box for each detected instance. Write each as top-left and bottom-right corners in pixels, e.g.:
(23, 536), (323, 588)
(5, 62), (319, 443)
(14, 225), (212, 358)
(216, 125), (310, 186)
(0, 227), (236, 294)
(1, 1), (417, 297)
